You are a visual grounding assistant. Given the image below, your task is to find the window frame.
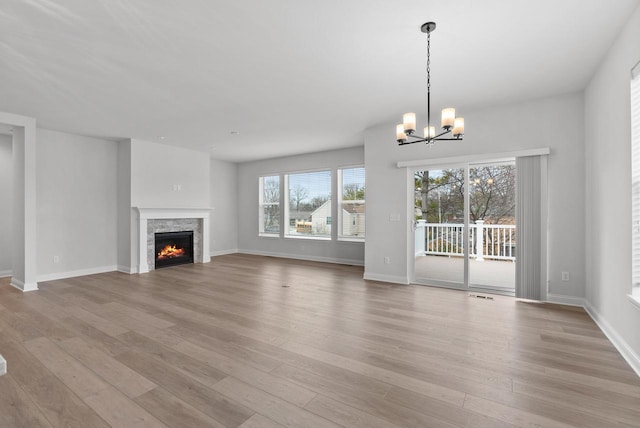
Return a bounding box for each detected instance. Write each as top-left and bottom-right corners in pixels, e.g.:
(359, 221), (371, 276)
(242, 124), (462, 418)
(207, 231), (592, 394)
(337, 165), (366, 242)
(258, 174), (281, 237)
(631, 62), (640, 303)
(284, 169), (333, 241)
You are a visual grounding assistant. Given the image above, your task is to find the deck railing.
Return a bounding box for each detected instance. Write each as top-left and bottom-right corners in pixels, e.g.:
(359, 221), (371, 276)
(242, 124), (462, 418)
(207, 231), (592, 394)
(415, 220), (515, 261)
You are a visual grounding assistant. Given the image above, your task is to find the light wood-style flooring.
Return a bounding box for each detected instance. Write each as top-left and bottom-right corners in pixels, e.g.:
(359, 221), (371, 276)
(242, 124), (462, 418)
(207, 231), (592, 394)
(0, 254), (639, 427)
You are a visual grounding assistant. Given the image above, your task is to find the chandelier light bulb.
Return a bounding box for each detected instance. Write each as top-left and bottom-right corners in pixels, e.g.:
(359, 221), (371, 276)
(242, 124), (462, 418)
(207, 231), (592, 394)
(452, 117), (464, 137)
(403, 112), (416, 135)
(396, 124), (407, 143)
(424, 126), (435, 139)
(441, 108), (456, 130)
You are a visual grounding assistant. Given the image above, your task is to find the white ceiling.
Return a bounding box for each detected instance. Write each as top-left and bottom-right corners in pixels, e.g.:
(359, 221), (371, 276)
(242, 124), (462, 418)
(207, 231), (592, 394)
(0, 0), (637, 162)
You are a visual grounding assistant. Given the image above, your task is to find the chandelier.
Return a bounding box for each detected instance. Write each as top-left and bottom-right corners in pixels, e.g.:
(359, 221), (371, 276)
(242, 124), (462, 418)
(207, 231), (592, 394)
(396, 22), (464, 146)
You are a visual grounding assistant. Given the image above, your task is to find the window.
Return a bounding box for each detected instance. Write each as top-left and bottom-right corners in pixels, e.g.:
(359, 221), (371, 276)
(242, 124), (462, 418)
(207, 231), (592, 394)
(285, 170), (331, 238)
(631, 63), (640, 298)
(259, 175), (280, 236)
(338, 167), (365, 239)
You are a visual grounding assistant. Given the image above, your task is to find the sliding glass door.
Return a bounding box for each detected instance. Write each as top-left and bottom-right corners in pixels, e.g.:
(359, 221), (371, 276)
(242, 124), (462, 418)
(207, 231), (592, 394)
(413, 167), (466, 288)
(468, 162), (516, 292)
(413, 161), (516, 294)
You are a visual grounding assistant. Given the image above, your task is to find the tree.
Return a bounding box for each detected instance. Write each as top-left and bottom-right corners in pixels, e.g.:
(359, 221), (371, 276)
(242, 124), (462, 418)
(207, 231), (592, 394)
(263, 179), (279, 204)
(262, 178), (280, 231)
(414, 165), (515, 224)
(468, 165), (515, 224)
(343, 183), (365, 200)
(299, 195), (330, 212)
(414, 170), (464, 222)
(289, 185), (309, 212)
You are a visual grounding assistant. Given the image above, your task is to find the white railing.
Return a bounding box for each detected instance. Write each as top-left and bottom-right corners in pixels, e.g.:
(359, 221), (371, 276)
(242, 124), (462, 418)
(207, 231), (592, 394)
(416, 220), (515, 261)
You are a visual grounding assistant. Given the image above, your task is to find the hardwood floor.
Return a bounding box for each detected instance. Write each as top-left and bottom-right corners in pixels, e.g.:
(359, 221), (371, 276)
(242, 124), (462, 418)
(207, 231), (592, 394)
(0, 253), (639, 427)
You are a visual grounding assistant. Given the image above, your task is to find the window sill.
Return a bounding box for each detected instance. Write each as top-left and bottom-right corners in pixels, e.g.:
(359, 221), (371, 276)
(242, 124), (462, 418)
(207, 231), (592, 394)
(628, 293), (640, 311)
(338, 237), (365, 243)
(259, 233), (280, 238)
(284, 235), (331, 241)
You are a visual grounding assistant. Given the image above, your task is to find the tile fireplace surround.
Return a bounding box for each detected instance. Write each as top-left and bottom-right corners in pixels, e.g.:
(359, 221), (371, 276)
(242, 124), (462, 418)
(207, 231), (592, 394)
(135, 208), (211, 274)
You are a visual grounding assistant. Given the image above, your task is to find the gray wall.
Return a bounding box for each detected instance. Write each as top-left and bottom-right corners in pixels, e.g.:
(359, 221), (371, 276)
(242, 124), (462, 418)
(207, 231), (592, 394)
(237, 147), (365, 265)
(210, 158), (238, 255)
(36, 128), (118, 279)
(0, 135), (12, 276)
(584, 3), (640, 370)
(364, 92), (586, 300)
(117, 140), (132, 272)
(125, 139), (211, 270)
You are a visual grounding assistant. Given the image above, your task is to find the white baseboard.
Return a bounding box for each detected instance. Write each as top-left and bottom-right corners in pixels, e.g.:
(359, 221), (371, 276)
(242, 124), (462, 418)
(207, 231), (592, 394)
(0, 269), (12, 278)
(211, 249), (239, 257)
(363, 272), (409, 284)
(584, 300), (640, 377)
(37, 265), (117, 282)
(117, 265), (137, 274)
(546, 293), (586, 307)
(10, 278), (38, 292)
(238, 249), (364, 266)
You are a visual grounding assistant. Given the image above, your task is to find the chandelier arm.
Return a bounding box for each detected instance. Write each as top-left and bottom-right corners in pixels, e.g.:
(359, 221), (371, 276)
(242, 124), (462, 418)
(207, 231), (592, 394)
(406, 128), (452, 142)
(399, 135), (462, 146)
(432, 129), (452, 139)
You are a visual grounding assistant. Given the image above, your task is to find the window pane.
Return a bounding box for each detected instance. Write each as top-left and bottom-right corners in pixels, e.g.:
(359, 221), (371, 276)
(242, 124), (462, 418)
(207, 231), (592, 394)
(340, 167), (365, 238)
(259, 175), (279, 235)
(286, 170), (331, 238)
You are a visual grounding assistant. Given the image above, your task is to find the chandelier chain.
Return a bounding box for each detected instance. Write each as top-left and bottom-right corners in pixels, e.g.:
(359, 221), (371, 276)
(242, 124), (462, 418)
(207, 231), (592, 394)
(426, 31), (431, 92)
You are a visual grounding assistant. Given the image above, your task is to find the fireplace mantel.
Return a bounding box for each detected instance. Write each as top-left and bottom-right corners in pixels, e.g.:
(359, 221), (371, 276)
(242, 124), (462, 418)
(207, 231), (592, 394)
(135, 207), (211, 273)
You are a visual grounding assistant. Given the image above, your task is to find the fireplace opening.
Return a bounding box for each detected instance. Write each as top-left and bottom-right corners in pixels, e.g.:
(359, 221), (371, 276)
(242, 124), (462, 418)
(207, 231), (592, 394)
(154, 231), (194, 269)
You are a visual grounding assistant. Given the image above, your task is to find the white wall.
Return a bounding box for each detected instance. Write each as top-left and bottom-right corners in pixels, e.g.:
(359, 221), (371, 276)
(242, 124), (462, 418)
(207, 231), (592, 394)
(0, 135), (12, 276)
(364, 92), (586, 299)
(210, 158), (238, 255)
(237, 147), (365, 265)
(130, 139), (210, 208)
(36, 129), (118, 279)
(584, 4), (640, 372)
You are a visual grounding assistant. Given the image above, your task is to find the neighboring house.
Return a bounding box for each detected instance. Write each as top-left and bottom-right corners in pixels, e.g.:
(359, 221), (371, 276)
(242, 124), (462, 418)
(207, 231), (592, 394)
(342, 201), (365, 237)
(310, 200), (365, 237)
(310, 201), (332, 235)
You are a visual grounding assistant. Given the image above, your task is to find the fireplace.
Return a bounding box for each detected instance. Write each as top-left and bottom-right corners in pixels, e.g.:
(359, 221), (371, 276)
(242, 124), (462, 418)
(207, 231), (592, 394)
(154, 231), (194, 269)
(135, 208), (211, 274)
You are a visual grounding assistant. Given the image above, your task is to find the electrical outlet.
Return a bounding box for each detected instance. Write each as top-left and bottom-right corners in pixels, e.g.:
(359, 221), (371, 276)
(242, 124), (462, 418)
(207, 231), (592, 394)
(53, 255), (60, 263)
(384, 256), (390, 264)
(561, 271), (570, 281)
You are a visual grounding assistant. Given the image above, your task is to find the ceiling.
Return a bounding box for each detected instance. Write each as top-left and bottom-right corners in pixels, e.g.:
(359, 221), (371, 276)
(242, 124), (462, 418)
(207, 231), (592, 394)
(0, 0), (638, 162)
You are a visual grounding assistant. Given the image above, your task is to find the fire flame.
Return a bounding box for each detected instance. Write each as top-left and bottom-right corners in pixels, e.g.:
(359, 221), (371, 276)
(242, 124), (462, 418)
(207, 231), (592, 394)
(157, 244), (186, 260)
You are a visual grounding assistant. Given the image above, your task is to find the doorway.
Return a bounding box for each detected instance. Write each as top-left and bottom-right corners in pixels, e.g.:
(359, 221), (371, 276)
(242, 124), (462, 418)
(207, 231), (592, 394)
(0, 132), (12, 278)
(0, 112), (38, 291)
(412, 161), (516, 295)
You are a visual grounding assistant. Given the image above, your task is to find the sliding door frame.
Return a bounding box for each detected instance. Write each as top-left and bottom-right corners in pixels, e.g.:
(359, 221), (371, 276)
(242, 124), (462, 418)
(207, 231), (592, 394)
(402, 148), (549, 298)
